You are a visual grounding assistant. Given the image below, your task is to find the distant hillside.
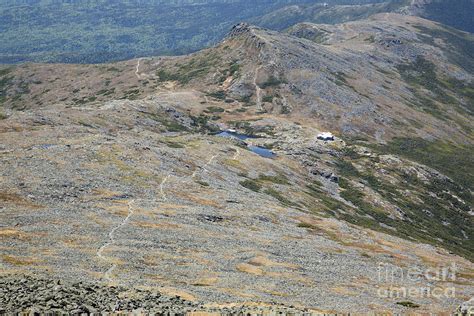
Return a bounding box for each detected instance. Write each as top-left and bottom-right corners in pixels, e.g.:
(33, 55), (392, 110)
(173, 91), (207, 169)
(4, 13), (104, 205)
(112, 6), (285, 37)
(405, 0), (474, 33)
(250, 1), (403, 30)
(0, 0), (471, 64)
(0, 0), (402, 64)
(253, 0), (474, 33)
(0, 0), (315, 63)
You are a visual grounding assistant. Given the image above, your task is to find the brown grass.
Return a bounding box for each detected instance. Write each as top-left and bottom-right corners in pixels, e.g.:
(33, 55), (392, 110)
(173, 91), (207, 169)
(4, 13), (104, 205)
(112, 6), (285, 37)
(174, 191), (223, 208)
(236, 263), (264, 276)
(159, 288), (196, 301)
(90, 188), (123, 199)
(2, 255), (41, 266)
(192, 277), (219, 287)
(222, 158), (246, 171)
(133, 221), (181, 230)
(330, 286), (358, 296)
(0, 228), (30, 240)
(248, 255), (298, 270)
(0, 191), (43, 209)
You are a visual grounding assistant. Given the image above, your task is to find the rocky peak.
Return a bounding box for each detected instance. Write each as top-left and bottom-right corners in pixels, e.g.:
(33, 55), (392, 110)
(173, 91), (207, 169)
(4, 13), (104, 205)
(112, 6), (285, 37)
(226, 22), (268, 52)
(228, 23), (254, 38)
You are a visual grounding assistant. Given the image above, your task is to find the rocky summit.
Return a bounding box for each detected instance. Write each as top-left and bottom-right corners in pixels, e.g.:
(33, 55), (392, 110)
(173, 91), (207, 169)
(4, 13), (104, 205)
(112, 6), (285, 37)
(0, 4), (473, 315)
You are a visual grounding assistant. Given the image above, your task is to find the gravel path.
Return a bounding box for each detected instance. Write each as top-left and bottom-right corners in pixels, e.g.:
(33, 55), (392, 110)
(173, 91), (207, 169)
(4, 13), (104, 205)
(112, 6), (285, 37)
(253, 65), (264, 112)
(160, 175), (171, 202)
(192, 154), (218, 178)
(135, 58), (142, 79)
(96, 200), (136, 283)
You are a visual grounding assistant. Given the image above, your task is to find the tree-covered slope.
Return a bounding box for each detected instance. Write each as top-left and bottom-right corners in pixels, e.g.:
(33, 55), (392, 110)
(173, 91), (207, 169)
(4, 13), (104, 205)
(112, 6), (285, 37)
(253, 0), (474, 33)
(0, 0), (318, 63)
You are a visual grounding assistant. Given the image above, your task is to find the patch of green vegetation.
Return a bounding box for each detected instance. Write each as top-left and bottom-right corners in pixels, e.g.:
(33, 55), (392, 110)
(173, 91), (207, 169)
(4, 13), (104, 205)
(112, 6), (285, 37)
(404, 89), (447, 121)
(262, 143), (275, 150)
(156, 54), (217, 85)
(297, 222), (318, 230)
(360, 172), (399, 197)
(414, 25), (474, 73)
(312, 31), (328, 44)
(262, 95), (274, 103)
(376, 138), (474, 189)
(204, 106), (225, 114)
(97, 88), (115, 96)
(0, 75), (13, 103)
(259, 76), (287, 89)
(336, 142), (474, 260)
(147, 113), (189, 133)
(207, 90), (226, 100)
(365, 35), (375, 43)
(227, 120), (259, 136)
(77, 120), (95, 128)
(444, 77), (474, 113)
(238, 95), (252, 106)
(239, 179), (261, 192)
(0, 111), (7, 120)
(162, 120), (188, 133)
(258, 173), (289, 185)
(163, 141), (185, 149)
(396, 56), (438, 92)
(264, 188), (297, 207)
(190, 114), (221, 133)
(0, 68), (12, 77)
(335, 159), (360, 177)
(280, 104), (291, 114)
(334, 71), (348, 86)
(73, 98), (87, 105)
(122, 88), (140, 100)
(396, 301), (420, 308)
(338, 178), (365, 206)
(396, 55), (474, 118)
(156, 69), (181, 82)
(229, 62), (240, 76)
(305, 183), (346, 214)
(196, 180), (210, 187)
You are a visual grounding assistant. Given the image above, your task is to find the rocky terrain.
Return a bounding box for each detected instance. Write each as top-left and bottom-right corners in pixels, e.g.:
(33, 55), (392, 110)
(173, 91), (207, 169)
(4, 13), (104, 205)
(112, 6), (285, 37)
(1, 275), (317, 314)
(1, 13), (473, 314)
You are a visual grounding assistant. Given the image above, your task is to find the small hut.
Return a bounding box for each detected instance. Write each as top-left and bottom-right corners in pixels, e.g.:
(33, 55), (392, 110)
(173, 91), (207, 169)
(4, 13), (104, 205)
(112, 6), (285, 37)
(317, 132), (335, 141)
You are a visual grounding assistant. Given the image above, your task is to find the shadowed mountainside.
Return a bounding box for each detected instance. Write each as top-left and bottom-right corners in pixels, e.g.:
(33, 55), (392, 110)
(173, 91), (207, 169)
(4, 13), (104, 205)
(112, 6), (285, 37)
(253, 0), (474, 33)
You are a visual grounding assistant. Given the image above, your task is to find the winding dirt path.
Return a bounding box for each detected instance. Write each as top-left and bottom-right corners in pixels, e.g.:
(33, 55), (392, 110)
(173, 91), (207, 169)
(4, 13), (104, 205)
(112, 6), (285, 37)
(97, 199), (135, 282)
(96, 149), (234, 283)
(192, 154), (217, 179)
(254, 65), (264, 112)
(233, 148), (241, 160)
(97, 173), (170, 282)
(135, 58), (143, 79)
(160, 174), (171, 202)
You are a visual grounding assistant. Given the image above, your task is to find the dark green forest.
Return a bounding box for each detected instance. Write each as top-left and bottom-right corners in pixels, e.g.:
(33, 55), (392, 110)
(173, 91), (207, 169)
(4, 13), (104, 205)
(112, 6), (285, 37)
(0, 0), (471, 64)
(0, 0), (313, 63)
